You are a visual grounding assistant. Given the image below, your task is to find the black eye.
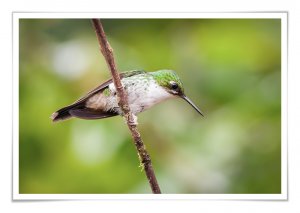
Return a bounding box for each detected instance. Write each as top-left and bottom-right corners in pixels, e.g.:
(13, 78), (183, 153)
(170, 81), (178, 90)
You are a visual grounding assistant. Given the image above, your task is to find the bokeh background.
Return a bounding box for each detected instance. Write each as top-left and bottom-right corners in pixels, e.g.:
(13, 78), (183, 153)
(19, 19), (281, 194)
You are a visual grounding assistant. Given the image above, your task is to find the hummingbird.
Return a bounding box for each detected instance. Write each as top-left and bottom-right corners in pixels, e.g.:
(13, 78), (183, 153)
(51, 69), (204, 122)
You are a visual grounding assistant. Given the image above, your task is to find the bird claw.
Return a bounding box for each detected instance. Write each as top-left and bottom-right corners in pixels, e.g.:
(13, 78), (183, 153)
(123, 114), (138, 126)
(129, 114), (138, 125)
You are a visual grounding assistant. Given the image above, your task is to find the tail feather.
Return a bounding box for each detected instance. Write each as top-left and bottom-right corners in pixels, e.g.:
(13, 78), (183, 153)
(51, 103), (118, 122)
(51, 105), (76, 122)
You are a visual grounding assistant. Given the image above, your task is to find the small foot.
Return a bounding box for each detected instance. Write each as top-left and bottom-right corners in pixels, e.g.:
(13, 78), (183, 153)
(131, 114), (138, 125)
(123, 114), (138, 125)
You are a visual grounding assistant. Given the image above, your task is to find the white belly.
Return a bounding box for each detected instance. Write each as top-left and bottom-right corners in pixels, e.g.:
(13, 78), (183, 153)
(107, 78), (174, 114)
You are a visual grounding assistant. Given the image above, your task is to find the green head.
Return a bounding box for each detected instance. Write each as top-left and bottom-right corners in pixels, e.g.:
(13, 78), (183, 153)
(151, 70), (204, 116)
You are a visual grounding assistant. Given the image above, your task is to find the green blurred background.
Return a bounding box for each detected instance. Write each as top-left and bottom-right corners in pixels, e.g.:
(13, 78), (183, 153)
(19, 19), (281, 194)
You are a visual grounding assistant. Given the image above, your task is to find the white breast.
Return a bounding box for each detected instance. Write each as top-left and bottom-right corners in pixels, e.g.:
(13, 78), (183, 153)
(106, 78), (174, 114)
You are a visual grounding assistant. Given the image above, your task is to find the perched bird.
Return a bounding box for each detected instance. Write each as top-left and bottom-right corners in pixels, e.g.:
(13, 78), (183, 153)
(51, 69), (204, 122)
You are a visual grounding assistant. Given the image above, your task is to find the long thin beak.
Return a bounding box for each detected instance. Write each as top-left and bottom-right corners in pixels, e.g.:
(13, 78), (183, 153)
(181, 95), (204, 117)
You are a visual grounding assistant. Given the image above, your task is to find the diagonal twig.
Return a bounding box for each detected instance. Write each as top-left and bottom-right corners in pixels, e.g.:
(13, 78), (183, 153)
(91, 19), (161, 194)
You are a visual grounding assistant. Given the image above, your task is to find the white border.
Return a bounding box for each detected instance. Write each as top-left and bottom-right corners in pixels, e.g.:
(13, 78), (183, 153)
(12, 12), (288, 200)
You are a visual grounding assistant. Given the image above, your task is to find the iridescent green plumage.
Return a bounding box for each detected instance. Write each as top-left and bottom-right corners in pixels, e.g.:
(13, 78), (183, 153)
(151, 70), (184, 93)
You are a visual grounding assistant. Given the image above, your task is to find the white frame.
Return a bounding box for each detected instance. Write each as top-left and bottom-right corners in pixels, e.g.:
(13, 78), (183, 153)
(12, 12), (288, 200)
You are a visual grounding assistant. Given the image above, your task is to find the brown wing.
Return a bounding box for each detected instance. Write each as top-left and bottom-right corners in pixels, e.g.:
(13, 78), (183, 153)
(72, 78), (113, 105)
(51, 79), (112, 122)
(51, 70), (145, 122)
(72, 70), (145, 105)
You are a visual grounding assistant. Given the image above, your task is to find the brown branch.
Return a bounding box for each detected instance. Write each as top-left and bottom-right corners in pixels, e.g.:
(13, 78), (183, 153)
(91, 19), (161, 194)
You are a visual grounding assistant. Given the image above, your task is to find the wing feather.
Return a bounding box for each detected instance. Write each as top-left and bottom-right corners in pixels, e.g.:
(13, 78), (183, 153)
(51, 70), (145, 122)
(72, 70), (145, 105)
